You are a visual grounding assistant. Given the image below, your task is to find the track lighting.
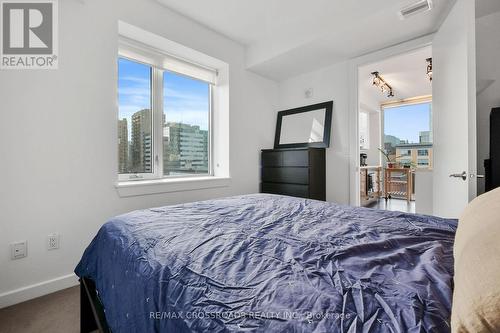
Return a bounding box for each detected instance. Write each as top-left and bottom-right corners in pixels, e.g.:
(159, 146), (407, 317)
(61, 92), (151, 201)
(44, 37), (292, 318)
(371, 71), (394, 98)
(426, 58), (432, 82)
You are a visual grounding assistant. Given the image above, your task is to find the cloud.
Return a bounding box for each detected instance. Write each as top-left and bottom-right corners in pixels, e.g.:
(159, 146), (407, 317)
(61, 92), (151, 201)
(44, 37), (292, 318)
(162, 86), (209, 129)
(119, 76), (150, 85)
(119, 86), (151, 108)
(164, 87), (206, 100)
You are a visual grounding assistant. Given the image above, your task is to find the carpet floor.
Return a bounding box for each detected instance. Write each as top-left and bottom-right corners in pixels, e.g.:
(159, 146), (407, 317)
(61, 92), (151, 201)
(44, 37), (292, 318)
(0, 286), (81, 333)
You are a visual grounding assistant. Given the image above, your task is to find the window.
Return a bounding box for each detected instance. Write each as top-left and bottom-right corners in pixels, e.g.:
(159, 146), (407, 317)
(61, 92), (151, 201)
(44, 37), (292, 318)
(383, 100), (432, 168)
(118, 58), (152, 175)
(417, 159), (429, 166)
(163, 72), (210, 176)
(118, 40), (216, 181)
(384, 102), (432, 147)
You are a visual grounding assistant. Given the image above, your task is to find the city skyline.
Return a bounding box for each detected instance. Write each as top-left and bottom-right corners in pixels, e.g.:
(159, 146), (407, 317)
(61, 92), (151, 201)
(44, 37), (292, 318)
(118, 109), (209, 175)
(118, 57), (210, 175)
(118, 58), (210, 137)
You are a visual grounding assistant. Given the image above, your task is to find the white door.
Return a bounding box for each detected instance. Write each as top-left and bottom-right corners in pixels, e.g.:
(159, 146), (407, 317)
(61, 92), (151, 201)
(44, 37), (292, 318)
(432, 0), (477, 218)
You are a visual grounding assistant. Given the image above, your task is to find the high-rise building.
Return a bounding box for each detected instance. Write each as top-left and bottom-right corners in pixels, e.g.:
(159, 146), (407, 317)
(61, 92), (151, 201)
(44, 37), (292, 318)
(163, 122), (208, 175)
(118, 118), (128, 173)
(419, 130), (432, 143)
(131, 109), (152, 173)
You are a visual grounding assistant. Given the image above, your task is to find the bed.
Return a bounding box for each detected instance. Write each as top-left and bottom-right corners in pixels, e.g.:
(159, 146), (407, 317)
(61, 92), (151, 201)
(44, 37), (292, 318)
(75, 194), (457, 332)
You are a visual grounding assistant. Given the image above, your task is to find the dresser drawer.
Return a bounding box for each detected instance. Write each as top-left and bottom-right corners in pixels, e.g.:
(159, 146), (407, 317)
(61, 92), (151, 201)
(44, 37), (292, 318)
(262, 149), (310, 167)
(262, 151), (282, 167)
(261, 182), (309, 198)
(282, 149), (309, 167)
(260, 148), (325, 201)
(261, 167), (309, 185)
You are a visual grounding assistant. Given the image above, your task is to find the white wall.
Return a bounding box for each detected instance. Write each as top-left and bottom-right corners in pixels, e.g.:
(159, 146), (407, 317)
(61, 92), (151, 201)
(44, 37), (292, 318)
(367, 112), (381, 166)
(277, 62), (351, 204)
(0, 0), (277, 306)
(415, 169), (433, 215)
(360, 110), (381, 167)
(476, 11), (500, 195)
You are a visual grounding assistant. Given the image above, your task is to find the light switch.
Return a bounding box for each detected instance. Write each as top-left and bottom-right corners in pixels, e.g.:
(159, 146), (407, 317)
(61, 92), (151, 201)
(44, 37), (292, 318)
(11, 241), (27, 260)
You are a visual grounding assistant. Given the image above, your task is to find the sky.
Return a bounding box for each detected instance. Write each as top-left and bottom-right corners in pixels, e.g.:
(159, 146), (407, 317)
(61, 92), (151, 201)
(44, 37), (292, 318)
(384, 102), (431, 143)
(118, 58), (209, 140)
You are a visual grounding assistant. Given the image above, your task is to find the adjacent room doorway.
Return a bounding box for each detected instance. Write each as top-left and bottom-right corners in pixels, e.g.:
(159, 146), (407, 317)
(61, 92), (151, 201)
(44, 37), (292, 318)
(350, 0), (478, 219)
(356, 46), (433, 214)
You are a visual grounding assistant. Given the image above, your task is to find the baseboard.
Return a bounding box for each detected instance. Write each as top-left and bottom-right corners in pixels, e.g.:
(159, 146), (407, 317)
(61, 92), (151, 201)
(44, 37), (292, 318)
(0, 273), (79, 309)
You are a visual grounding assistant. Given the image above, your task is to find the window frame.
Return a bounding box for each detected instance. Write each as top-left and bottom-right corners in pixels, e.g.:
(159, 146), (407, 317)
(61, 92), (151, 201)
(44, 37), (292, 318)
(417, 159), (430, 166)
(117, 56), (156, 182)
(117, 49), (214, 182)
(417, 149), (429, 156)
(380, 95), (433, 165)
(160, 76), (214, 180)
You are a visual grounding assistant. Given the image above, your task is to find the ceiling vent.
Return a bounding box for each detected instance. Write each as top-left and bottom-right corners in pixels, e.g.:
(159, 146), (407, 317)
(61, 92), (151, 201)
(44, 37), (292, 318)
(399, 0), (433, 19)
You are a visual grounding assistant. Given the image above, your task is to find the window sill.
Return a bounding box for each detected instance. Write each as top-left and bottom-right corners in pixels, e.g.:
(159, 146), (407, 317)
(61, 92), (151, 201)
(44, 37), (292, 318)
(115, 176), (231, 197)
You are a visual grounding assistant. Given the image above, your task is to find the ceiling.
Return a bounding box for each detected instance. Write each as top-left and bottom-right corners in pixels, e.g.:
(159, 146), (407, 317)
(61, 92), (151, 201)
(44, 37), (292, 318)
(359, 46), (432, 112)
(476, 0), (500, 18)
(156, 0), (455, 81)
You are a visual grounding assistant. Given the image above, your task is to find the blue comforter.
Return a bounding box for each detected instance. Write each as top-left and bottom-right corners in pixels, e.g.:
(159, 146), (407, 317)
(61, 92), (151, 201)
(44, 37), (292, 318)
(75, 194), (457, 333)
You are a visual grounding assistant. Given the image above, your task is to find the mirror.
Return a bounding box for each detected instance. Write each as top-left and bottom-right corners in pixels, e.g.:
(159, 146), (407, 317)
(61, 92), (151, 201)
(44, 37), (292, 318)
(274, 101), (333, 149)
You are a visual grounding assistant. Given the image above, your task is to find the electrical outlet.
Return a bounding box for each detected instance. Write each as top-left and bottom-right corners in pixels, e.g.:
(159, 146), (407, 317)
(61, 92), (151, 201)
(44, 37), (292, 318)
(11, 241), (27, 260)
(47, 234), (60, 250)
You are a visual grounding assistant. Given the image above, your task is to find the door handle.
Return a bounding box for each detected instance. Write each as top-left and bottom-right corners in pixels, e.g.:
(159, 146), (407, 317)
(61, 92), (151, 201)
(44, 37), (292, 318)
(449, 171), (467, 181)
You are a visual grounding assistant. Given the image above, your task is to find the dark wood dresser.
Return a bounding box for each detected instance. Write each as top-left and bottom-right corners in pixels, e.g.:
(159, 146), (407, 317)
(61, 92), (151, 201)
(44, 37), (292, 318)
(260, 148), (326, 201)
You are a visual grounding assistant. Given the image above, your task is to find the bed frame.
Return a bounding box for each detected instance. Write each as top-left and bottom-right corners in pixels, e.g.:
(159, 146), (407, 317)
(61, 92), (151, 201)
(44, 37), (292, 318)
(80, 278), (111, 333)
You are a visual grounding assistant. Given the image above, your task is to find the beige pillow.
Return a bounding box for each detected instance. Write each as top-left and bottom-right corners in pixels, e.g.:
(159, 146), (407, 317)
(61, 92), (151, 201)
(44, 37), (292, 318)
(452, 187), (500, 332)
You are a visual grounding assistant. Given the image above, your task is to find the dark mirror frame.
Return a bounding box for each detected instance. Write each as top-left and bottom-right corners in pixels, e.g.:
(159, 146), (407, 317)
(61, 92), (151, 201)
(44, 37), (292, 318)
(274, 101), (333, 149)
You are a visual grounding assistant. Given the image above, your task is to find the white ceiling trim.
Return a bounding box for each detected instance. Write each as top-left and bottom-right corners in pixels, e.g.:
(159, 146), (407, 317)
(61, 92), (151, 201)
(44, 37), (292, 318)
(156, 0), (456, 81)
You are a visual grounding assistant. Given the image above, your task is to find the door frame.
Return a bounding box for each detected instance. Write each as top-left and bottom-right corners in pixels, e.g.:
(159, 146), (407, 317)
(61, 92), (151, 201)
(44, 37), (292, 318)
(347, 34), (434, 206)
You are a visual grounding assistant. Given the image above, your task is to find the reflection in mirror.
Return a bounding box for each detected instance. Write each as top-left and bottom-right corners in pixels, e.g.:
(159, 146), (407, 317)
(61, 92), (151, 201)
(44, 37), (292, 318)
(279, 109), (326, 144)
